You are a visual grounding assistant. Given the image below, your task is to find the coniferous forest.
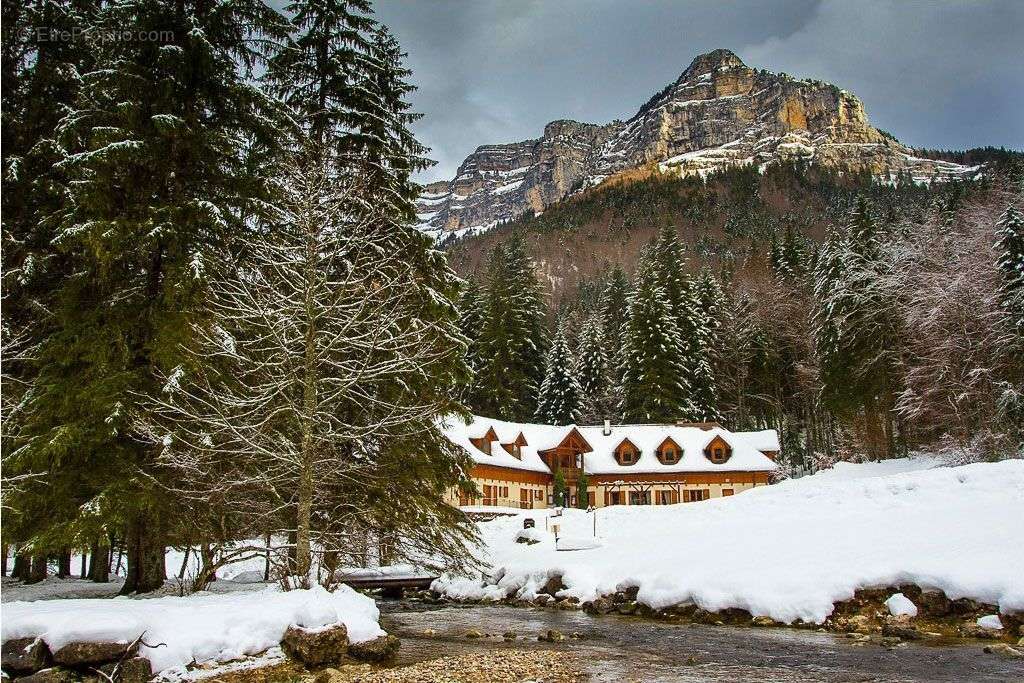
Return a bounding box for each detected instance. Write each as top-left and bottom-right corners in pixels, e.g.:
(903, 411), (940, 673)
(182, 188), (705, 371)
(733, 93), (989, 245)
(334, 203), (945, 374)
(1, 0), (477, 591)
(453, 162), (1024, 473)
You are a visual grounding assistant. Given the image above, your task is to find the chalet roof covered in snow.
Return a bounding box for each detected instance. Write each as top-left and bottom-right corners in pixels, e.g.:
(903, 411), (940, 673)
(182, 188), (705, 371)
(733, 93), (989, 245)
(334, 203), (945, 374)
(440, 414), (779, 475)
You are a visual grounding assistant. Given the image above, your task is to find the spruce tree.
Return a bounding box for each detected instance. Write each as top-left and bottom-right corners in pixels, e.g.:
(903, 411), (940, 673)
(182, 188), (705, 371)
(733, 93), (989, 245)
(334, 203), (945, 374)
(575, 470), (590, 510)
(552, 468), (568, 508)
(575, 315), (610, 422)
(535, 318), (581, 425)
(600, 264), (629, 388)
(650, 225), (708, 421)
(458, 277), (487, 379)
(14, 0), (291, 593)
(691, 271), (725, 421)
(472, 236), (548, 420)
(995, 204), (1024, 333)
(619, 251), (693, 422)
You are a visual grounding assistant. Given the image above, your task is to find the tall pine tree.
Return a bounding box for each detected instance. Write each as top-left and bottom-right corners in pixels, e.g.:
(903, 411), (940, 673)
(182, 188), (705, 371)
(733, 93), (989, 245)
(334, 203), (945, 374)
(575, 315), (610, 422)
(619, 250), (693, 422)
(535, 318), (581, 425)
(995, 203), (1024, 333)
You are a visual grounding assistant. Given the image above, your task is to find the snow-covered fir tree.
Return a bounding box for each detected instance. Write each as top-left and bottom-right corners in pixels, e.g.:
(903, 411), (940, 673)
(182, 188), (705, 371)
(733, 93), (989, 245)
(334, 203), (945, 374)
(600, 264), (630, 390)
(619, 250), (693, 422)
(535, 318), (582, 425)
(995, 203), (1024, 333)
(651, 225), (709, 421)
(471, 236), (548, 420)
(575, 315), (610, 422)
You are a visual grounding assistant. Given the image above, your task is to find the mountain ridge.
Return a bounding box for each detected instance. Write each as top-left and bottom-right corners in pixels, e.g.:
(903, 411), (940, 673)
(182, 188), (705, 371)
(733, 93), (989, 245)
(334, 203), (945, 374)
(416, 49), (979, 237)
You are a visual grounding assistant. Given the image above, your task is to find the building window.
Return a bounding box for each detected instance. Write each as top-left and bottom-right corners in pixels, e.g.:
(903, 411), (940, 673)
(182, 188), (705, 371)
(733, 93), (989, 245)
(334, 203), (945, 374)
(723, 488), (734, 496)
(534, 489), (543, 501)
(657, 490), (677, 505)
(629, 491), (651, 505)
(683, 489), (709, 503)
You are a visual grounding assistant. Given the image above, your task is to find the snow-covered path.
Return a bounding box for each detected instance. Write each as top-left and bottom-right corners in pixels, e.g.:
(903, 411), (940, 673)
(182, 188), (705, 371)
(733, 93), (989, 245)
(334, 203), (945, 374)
(436, 458), (1024, 624)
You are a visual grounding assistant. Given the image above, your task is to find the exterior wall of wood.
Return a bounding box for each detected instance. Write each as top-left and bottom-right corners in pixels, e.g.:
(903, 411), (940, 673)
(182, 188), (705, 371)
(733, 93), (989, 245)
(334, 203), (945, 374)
(446, 466), (770, 510)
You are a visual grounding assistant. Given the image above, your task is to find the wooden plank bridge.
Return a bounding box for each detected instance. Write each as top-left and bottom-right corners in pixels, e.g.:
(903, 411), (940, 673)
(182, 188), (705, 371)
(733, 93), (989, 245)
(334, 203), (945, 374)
(336, 573), (439, 598)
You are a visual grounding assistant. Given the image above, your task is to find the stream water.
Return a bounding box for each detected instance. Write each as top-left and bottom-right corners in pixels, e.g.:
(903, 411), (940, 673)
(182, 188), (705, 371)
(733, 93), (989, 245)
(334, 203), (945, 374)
(379, 602), (1023, 682)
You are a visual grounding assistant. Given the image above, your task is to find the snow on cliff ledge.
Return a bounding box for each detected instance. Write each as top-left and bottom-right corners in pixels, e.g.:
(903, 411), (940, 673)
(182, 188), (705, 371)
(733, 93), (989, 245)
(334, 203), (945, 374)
(435, 458), (1024, 624)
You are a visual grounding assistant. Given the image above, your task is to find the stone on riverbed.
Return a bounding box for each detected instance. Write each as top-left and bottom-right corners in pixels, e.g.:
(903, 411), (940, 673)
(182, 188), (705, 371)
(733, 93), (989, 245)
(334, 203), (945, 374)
(95, 656), (152, 683)
(280, 624), (349, 667)
(13, 668), (78, 683)
(52, 641), (138, 667)
(347, 635), (400, 662)
(2, 637), (51, 673)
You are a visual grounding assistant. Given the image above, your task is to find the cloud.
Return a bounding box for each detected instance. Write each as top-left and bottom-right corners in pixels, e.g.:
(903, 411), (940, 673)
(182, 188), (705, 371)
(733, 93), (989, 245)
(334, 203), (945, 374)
(374, 0), (1023, 183)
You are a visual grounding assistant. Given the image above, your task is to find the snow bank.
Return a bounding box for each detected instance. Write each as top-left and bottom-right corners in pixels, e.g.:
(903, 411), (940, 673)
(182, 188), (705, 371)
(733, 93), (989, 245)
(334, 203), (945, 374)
(434, 459), (1024, 624)
(1, 585), (384, 674)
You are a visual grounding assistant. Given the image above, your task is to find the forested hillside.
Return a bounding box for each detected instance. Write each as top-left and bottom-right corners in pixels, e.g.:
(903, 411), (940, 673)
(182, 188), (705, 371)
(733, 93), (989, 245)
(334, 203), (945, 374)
(450, 157), (1024, 472)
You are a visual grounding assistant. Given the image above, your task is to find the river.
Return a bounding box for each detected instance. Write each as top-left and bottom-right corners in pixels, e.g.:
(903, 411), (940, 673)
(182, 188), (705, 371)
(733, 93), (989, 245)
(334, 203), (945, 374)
(379, 601), (1023, 682)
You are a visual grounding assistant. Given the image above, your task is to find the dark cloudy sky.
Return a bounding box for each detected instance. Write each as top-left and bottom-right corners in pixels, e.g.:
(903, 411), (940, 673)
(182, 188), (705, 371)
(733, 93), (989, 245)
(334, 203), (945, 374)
(373, 0), (1024, 183)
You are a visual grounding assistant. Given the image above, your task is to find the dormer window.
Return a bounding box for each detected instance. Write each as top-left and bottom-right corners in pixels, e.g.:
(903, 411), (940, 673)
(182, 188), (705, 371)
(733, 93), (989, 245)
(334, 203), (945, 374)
(614, 438), (640, 466)
(703, 435), (732, 464)
(656, 437), (682, 465)
(500, 432), (528, 460)
(471, 426), (499, 456)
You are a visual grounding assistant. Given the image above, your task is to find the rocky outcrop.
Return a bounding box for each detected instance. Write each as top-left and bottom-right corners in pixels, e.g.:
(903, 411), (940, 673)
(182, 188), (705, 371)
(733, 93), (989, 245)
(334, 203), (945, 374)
(280, 624), (349, 668)
(345, 634), (400, 663)
(417, 49), (979, 236)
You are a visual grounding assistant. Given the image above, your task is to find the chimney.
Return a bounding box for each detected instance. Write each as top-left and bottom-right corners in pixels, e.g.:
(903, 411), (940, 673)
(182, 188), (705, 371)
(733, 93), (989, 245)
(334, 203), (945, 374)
(602, 419), (612, 436)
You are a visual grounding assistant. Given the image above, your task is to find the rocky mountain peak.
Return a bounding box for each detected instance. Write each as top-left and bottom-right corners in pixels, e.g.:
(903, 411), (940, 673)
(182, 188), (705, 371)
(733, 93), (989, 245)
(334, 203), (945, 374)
(417, 50), (979, 238)
(678, 48), (746, 81)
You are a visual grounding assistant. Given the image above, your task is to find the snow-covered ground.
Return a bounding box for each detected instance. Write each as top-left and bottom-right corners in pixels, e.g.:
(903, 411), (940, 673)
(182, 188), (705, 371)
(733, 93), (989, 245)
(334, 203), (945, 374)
(435, 457), (1024, 624)
(1, 584), (384, 676)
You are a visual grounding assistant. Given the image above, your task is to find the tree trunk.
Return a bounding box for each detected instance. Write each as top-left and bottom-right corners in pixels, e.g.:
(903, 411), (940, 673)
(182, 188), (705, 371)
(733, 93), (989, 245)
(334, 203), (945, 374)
(57, 549), (72, 578)
(1, 543), (8, 576)
(120, 513), (166, 594)
(80, 552), (88, 578)
(295, 228), (318, 582)
(177, 546), (191, 581)
(263, 533), (272, 582)
(11, 552), (29, 580)
(27, 555), (47, 584)
(89, 542), (110, 583)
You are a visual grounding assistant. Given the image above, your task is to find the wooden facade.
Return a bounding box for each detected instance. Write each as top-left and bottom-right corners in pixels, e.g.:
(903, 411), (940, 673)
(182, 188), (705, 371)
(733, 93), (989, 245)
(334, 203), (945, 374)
(447, 418), (779, 511)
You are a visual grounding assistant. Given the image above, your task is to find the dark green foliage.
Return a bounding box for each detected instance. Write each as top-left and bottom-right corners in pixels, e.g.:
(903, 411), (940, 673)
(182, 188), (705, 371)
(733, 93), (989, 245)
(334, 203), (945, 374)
(995, 204), (1024, 333)
(619, 249), (693, 422)
(552, 468), (567, 508)
(575, 470), (590, 509)
(535, 318), (581, 425)
(468, 236), (548, 420)
(575, 315), (610, 422)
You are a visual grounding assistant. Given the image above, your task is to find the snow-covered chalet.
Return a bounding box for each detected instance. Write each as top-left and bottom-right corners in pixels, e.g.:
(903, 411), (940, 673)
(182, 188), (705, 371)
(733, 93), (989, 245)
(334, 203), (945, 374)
(442, 415), (779, 509)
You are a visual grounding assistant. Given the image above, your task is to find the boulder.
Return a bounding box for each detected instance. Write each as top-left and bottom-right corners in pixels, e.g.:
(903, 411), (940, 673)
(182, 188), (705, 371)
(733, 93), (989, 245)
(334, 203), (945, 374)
(280, 624), (348, 667)
(52, 642), (137, 668)
(12, 668), (77, 683)
(949, 598), (984, 616)
(502, 631), (517, 642)
(540, 574), (564, 597)
(959, 624), (1001, 640)
(2, 638), (51, 673)
(537, 630), (565, 643)
(584, 598), (614, 615)
(917, 591), (951, 617)
(463, 629), (483, 639)
(615, 601), (637, 616)
(848, 615), (874, 635)
(983, 644), (1023, 658)
(881, 622), (921, 640)
(555, 599), (577, 611)
(752, 616), (778, 627)
(346, 635), (399, 663)
(97, 657), (152, 683)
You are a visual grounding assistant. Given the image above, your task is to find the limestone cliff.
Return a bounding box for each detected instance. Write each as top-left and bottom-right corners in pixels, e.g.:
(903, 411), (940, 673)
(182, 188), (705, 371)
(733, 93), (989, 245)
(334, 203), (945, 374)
(418, 49), (977, 236)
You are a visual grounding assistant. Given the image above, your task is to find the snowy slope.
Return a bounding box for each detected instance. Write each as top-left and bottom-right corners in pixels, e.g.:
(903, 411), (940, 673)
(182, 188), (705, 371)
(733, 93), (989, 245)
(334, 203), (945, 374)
(1, 585), (384, 674)
(435, 458), (1024, 624)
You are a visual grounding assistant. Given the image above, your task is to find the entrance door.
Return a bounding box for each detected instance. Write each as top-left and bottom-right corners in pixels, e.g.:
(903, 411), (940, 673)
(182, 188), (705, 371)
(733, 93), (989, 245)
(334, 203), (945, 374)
(520, 488), (531, 509)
